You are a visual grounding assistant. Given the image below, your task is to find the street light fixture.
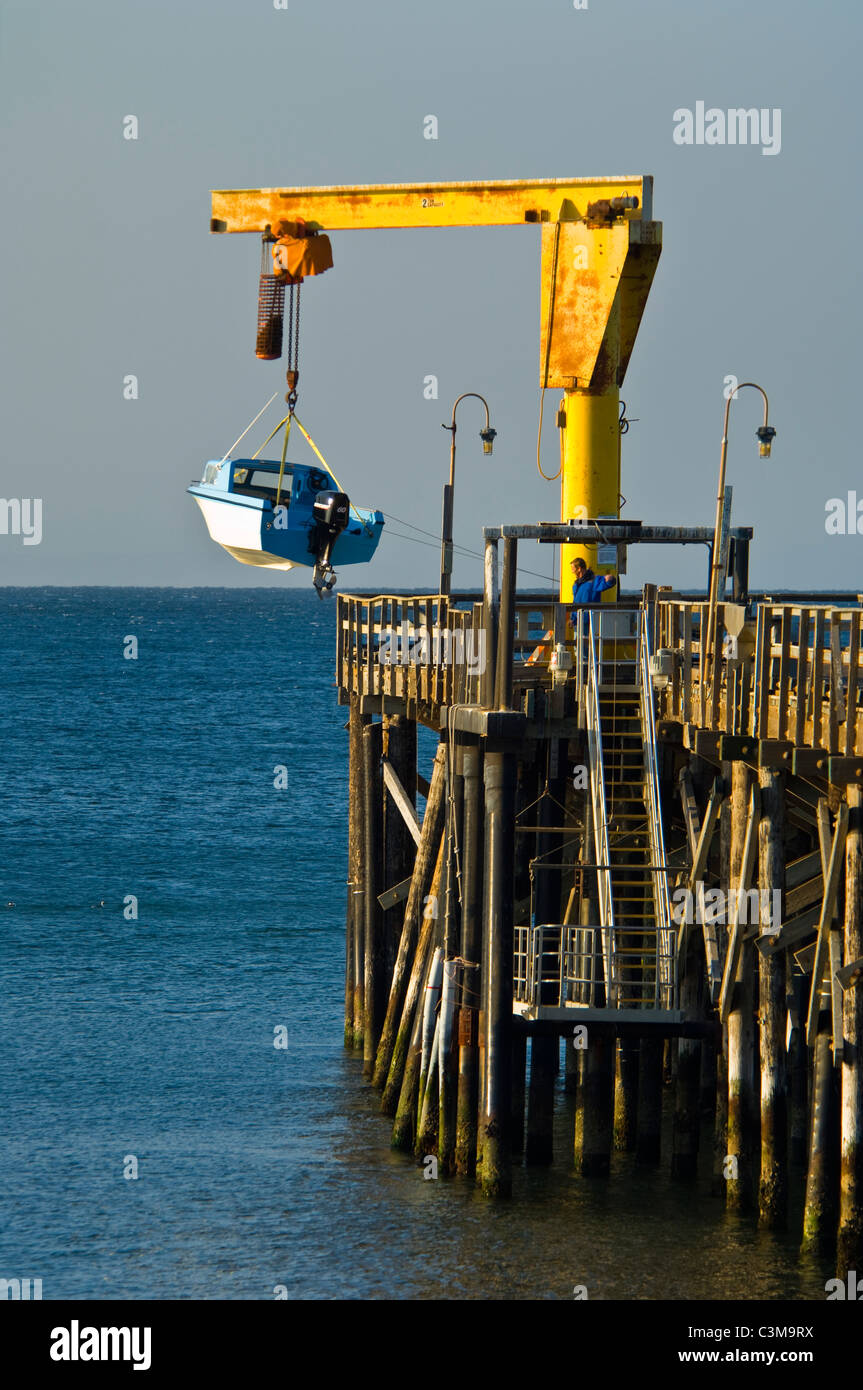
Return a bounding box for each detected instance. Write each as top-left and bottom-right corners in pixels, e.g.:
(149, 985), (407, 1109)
(704, 381), (776, 686)
(439, 392), (496, 596)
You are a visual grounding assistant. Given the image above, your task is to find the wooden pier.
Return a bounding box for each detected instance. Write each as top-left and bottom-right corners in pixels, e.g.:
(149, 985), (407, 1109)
(338, 521), (863, 1281)
(201, 167), (862, 1289)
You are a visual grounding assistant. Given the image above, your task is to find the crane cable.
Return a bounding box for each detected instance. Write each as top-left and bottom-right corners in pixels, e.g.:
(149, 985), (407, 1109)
(383, 511), (555, 585)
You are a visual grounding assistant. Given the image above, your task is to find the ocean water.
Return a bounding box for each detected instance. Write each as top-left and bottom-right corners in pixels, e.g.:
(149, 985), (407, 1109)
(0, 588), (833, 1300)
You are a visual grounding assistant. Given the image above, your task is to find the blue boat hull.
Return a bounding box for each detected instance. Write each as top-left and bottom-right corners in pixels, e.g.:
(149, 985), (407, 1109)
(188, 458), (384, 572)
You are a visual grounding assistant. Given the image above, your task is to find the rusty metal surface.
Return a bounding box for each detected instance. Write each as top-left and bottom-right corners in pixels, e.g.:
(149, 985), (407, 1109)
(538, 218), (661, 390)
(211, 176), (649, 234)
(539, 221), (629, 388)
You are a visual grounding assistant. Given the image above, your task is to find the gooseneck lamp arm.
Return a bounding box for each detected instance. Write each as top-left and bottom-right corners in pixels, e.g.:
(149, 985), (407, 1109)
(439, 393), (496, 597)
(704, 382), (775, 686)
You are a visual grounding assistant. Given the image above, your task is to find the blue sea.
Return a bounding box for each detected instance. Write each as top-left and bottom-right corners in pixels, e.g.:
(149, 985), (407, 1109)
(0, 589), (833, 1300)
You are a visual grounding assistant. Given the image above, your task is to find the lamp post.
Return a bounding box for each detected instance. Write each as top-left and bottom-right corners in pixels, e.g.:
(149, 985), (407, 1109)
(439, 393), (496, 597)
(704, 381), (776, 687)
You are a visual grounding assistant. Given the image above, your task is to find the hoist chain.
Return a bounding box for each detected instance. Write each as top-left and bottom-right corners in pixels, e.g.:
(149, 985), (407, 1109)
(286, 282), (301, 411)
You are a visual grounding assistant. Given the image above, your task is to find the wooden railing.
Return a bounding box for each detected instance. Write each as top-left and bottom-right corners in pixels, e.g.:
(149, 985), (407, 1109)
(337, 592), (567, 713)
(656, 599), (863, 755)
(337, 594), (484, 709)
(339, 593), (863, 755)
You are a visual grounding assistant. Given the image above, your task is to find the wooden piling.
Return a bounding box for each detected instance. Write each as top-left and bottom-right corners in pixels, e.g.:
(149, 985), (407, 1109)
(511, 1032), (527, 1157)
(480, 747), (516, 1196)
(416, 1013), (441, 1159)
(438, 955), (459, 1173)
(801, 1003), (839, 1251)
(580, 1027), (615, 1177)
(455, 741), (483, 1176)
(711, 1028), (729, 1194)
(573, 1048), (587, 1165)
(345, 875), (355, 1052)
(417, 946), (443, 1120)
(700, 1032), (717, 1118)
(727, 761), (757, 1210)
(390, 840), (446, 1147)
(838, 784), (863, 1276)
(392, 944), (433, 1155)
(525, 755), (563, 1165)
(347, 699), (369, 1050)
(564, 1038), (580, 1095)
(757, 766), (788, 1228)
(526, 1036), (556, 1164)
(712, 762), (732, 1192)
(636, 1033), (662, 1166)
(382, 714), (417, 980)
(362, 721), (385, 1076)
(438, 746), (463, 1175)
(613, 1041), (639, 1152)
(672, 758), (706, 1177)
(373, 744), (447, 1091)
(672, 926), (703, 1179)
(789, 973), (809, 1167)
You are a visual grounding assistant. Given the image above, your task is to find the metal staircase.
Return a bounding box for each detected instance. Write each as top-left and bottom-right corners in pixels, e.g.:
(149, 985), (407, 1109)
(582, 607), (676, 1010)
(512, 604), (677, 1019)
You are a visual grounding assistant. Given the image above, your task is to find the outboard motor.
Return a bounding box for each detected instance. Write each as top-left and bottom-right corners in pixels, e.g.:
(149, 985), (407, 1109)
(310, 490), (350, 596)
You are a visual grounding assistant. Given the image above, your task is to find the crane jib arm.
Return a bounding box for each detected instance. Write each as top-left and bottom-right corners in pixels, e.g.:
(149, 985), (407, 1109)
(210, 176), (653, 232)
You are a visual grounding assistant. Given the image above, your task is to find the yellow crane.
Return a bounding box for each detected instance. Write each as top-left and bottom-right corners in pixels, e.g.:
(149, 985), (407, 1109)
(211, 176), (662, 601)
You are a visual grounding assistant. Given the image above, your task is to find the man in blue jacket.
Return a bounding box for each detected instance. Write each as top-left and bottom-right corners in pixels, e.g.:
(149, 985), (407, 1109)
(570, 556), (617, 620)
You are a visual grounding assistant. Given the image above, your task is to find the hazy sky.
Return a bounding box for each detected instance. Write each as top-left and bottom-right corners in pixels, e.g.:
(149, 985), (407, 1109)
(2, 0), (860, 592)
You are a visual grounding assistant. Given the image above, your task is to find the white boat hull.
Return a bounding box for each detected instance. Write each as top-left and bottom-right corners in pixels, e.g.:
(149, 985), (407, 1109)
(193, 495), (297, 572)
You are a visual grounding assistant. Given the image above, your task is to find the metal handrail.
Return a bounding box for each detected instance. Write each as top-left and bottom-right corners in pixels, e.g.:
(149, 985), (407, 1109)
(513, 925), (530, 1002)
(581, 609), (616, 1004)
(639, 606), (676, 1008)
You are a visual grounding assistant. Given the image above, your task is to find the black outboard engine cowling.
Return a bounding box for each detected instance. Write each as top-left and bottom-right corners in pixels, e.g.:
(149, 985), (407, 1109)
(309, 490), (350, 597)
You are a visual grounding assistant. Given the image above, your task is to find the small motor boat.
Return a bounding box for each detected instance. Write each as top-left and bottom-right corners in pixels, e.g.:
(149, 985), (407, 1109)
(188, 457), (384, 594)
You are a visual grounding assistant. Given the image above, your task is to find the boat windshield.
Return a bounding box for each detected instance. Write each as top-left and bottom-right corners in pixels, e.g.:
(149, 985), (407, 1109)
(232, 467), (292, 502)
